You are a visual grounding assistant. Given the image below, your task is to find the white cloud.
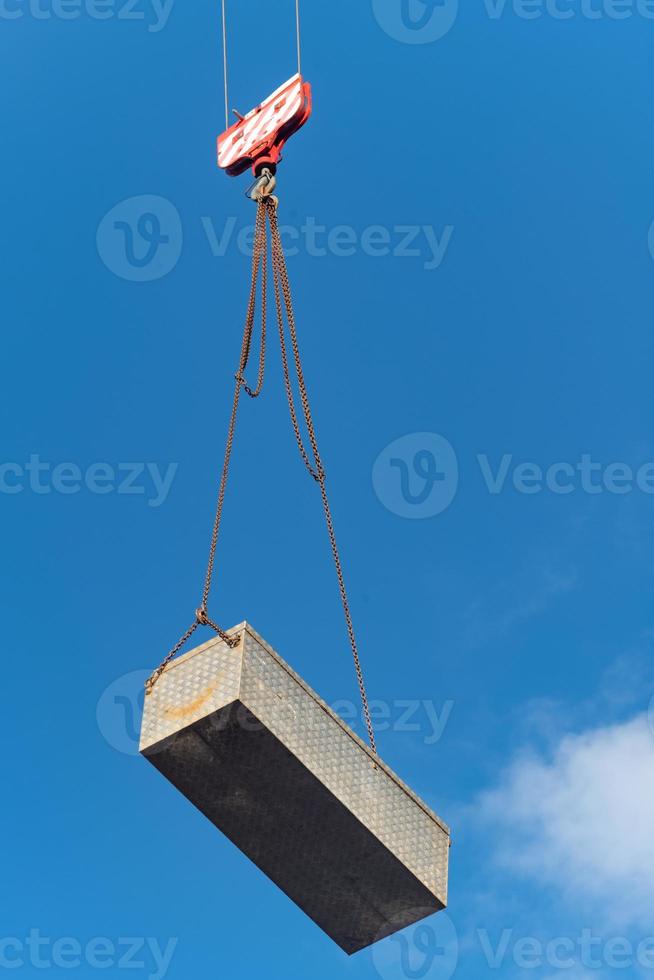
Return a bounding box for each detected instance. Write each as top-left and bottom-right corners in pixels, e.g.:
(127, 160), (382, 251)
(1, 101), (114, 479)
(478, 713), (654, 928)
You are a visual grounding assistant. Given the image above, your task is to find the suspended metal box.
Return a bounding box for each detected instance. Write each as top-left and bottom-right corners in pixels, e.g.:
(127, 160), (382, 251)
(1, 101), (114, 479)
(140, 623), (450, 954)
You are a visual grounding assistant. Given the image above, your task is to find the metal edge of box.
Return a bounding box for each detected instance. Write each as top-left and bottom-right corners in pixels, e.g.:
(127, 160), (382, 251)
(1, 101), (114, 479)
(139, 629), (244, 753)
(237, 621), (450, 839)
(239, 626), (449, 904)
(142, 620), (450, 841)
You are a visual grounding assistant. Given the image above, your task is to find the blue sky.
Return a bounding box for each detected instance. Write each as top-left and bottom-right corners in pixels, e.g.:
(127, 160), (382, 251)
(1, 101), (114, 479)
(2, 0), (654, 977)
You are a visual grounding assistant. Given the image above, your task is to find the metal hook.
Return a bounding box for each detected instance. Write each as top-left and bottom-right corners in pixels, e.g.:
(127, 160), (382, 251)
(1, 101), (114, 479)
(246, 167), (278, 208)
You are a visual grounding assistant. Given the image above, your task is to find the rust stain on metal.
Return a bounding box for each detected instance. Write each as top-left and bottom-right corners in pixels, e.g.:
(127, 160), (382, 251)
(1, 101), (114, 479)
(163, 681), (217, 720)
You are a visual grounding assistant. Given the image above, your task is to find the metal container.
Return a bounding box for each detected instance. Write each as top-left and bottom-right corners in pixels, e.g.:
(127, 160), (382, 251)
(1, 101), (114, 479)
(140, 622), (450, 954)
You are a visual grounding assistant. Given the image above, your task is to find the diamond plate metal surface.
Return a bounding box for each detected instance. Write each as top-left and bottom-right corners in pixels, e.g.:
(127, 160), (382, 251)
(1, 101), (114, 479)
(140, 622), (450, 954)
(140, 634), (242, 750)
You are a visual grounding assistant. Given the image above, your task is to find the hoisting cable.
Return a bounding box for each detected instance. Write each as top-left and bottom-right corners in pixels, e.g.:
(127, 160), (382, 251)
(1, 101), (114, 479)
(220, 0), (229, 130)
(220, 0), (302, 132)
(295, 0), (302, 76)
(145, 199), (377, 755)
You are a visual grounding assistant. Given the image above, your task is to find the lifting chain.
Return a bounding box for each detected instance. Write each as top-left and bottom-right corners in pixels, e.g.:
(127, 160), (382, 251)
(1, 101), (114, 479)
(145, 199), (377, 755)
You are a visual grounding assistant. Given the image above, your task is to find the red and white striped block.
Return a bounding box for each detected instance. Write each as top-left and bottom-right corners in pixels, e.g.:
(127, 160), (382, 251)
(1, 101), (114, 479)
(217, 73), (312, 177)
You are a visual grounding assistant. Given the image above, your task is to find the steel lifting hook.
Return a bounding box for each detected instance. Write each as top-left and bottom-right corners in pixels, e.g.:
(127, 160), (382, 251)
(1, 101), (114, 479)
(246, 167), (278, 208)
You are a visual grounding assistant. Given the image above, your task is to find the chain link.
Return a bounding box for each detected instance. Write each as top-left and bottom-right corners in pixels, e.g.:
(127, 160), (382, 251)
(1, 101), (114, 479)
(145, 620), (199, 695)
(265, 200), (377, 753)
(145, 199), (378, 756)
(201, 202), (268, 609)
(145, 203), (268, 695)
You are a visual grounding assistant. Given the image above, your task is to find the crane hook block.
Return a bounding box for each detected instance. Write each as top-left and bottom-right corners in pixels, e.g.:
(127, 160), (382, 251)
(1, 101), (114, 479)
(217, 73), (312, 178)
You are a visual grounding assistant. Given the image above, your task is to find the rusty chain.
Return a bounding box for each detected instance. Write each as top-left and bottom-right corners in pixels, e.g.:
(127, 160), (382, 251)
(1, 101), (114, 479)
(266, 202), (376, 752)
(145, 203), (267, 695)
(145, 199), (377, 755)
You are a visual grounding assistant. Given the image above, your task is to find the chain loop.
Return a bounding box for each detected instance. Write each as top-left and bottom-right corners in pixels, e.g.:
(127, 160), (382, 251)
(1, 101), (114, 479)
(200, 202), (268, 609)
(146, 199), (377, 754)
(145, 203), (267, 695)
(145, 620), (199, 695)
(264, 200), (376, 752)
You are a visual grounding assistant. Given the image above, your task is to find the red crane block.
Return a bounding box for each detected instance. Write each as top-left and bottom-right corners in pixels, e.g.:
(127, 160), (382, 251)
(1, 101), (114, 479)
(217, 73), (312, 177)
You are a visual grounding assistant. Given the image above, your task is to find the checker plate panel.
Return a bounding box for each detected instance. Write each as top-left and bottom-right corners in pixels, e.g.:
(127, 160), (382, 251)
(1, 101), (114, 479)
(140, 622), (450, 953)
